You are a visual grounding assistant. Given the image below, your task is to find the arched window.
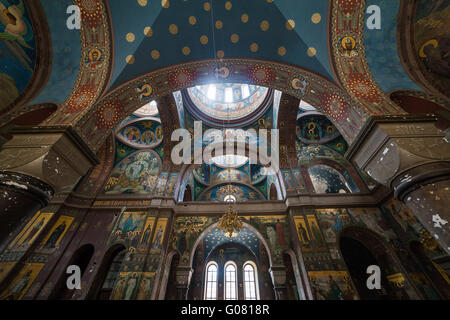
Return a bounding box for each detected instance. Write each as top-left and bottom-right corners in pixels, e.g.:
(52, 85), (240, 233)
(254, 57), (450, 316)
(243, 262), (259, 300)
(224, 261), (238, 300)
(204, 262), (218, 300)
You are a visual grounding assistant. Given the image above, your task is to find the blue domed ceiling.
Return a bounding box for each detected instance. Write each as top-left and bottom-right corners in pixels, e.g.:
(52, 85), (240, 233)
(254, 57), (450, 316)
(108, 0), (333, 89)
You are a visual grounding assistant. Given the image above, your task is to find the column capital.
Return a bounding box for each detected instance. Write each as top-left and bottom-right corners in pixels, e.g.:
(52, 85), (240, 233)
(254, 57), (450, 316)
(347, 115), (450, 187)
(0, 126), (99, 192)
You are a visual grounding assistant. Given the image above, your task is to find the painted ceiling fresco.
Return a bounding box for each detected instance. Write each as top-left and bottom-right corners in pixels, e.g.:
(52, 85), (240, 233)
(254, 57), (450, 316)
(117, 119), (163, 149)
(108, 0), (333, 89)
(197, 183), (264, 202)
(308, 164), (358, 194)
(0, 0), (36, 110)
(31, 0), (81, 105)
(203, 226), (260, 259)
(413, 0), (449, 94)
(104, 150), (161, 194)
(296, 114), (341, 144)
(363, 0), (421, 93)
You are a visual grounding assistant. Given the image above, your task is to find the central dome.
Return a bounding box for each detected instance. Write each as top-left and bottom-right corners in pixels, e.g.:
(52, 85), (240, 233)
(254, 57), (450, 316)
(186, 83), (269, 125)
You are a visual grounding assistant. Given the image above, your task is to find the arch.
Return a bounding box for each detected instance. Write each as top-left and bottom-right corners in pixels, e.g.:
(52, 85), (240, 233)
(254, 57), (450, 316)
(397, 1), (450, 101)
(204, 261), (219, 300)
(224, 261), (238, 300)
(50, 244), (95, 300)
(283, 249), (306, 300)
(188, 222), (273, 272)
(0, 1), (52, 120)
(75, 58), (369, 153)
(409, 241), (450, 299)
(86, 244), (126, 300)
(337, 226), (420, 300)
(390, 91), (450, 131)
(159, 250), (180, 300)
(243, 260), (260, 300)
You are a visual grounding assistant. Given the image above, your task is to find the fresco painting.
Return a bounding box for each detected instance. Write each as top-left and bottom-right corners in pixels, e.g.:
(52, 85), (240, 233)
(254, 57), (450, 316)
(112, 211), (147, 246)
(308, 271), (358, 300)
(172, 216), (213, 264)
(294, 216), (312, 250)
(198, 184), (263, 202)
(0, 262), (15, 282)
(104, 150), (161, 194)
(316, 209), (352, 243)
(306, 215), (326, 249)
(136, 272), (155, 300)
(245, 216), (289, 262)
(139, 217), (155, 250)
(347, 208), (397, 241)
(40, 216), (74, 250)
(0, 0), (36, 110)
(150, 218), (168, 253)
(414, 1), (450, 91)
(0, 263), (44, 300)
(111, 272), (141, 300)
(8, 211), (53, 250)
(118, 120), (163, 148)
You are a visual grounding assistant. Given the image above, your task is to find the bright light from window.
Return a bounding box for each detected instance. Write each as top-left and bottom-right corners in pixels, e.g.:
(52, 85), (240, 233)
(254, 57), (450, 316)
(225, 87), (233, 103)
(224, 194), (236, 203)
(241, 84), (250, 99)
(244, 263), (259, 300)
(225, 262), (237, 300)
(207, 84), (217, 100)
(205, 263), (218, 300)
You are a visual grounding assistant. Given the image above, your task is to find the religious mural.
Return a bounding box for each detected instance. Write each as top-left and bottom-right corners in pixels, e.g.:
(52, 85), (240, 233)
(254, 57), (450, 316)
(0, 0), (36, 110)
(39, 216), (74, 251)
(8, 211), (53, 251)
(414, 0), (450, 92)
(308, 165), (355, 194)
(150, 218), (168, 253)
(197, 184), (263, 202)
(117, 119), (163, 149)
(110, 272), (140, 300)
(104, 150), (161, 194)
(0, 263), (44, 300)
(308, 271), (358, 300)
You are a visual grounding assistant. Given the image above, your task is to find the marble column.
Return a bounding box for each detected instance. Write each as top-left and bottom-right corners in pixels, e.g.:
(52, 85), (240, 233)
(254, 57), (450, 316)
(175, 266), (193, 300)
(269, 266), (287, 300)
(348, 115), (450, 254)
(0, 126), (98, 246)
(0, 171), (54, 246)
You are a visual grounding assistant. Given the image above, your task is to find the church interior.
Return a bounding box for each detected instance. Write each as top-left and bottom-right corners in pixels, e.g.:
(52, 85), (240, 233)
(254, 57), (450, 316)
(0, 0), (449, 301)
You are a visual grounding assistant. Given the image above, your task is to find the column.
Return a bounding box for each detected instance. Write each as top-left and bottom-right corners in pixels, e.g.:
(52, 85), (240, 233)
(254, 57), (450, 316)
(269, 265), (287, 300)
(175, 266), (193, 300)
(0, 171), (53, 246)
(348, 115), (450, 254)
(0, 126), (98, 246)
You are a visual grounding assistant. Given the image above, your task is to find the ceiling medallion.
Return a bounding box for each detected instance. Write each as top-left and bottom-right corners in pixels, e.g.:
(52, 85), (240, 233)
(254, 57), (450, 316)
(218, 202), (243, 238)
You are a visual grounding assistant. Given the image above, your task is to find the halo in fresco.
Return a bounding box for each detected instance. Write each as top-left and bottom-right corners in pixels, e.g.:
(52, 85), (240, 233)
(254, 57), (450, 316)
(0, 0), (36, 110)
(187, 83), (268, 121)
(117, 119), (163, 148)
(104, 150), (161, 194)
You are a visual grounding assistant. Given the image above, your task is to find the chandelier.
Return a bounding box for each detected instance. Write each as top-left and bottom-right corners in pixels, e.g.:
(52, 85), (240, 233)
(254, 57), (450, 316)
(218, 202), (243, 238)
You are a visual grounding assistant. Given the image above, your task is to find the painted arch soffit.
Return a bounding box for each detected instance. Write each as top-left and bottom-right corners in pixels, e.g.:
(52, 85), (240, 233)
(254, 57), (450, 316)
(42, 0), (113, 126)
(329, 0), (406, 115)
(75, 58), (369, 153)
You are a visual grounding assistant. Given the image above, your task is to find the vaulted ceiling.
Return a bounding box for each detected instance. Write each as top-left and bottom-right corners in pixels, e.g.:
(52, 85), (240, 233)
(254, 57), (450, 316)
(108, 0), (334, 89)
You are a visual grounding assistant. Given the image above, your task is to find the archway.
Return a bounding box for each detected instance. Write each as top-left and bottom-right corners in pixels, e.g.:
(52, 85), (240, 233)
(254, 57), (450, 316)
(50, 244), (95, 300)
(184, 221), (276, 300)
(87, 244), (126, 300)
(338, 227), (418, 300)
(409, 241), (450, 299)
